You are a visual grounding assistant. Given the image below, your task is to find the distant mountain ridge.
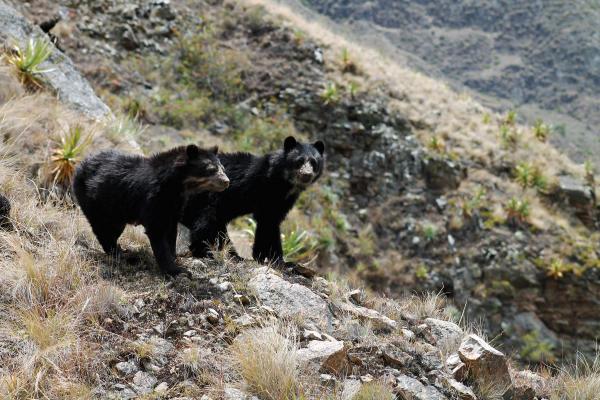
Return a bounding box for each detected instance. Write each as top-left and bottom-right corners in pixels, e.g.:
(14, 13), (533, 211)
(297, 0), (600, 162)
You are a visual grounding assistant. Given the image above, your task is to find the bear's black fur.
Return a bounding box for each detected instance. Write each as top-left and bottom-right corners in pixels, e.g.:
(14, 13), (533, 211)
(0, 193), (11, 229)
(181, 136), (325, 264)
(73, 145), (229, 275)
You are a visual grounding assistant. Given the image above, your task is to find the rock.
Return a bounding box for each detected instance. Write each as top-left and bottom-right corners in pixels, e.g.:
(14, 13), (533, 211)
(217, 282), (232, 292)
(401, 329), (416, 340)
(154, 382), (169, 393)
(422, 156), (467, 193)
(297, 340), (350, 375)
(303, 329), (324, 341)
(446, 353), (468, 381)
(381, 344), (413, 369)
(552, 175), (596, 225)
(513, 370), (545, 400)
(441, 377), (477, 400)
(248, 267), (334, 329)
(335, 302), (398, 331)
(0, 3), (111, 119)
(132, 371), (157, 394)
(224, 386), (258, 400)
(395, 374), (447, 400)
(341, 379), (362, 400)
(206, 308), (220, 324)
(424, 318), (463, 345)
(512, 312), (559, 348)
(458, 334), (512, 391)
(115, 361), (139, 376)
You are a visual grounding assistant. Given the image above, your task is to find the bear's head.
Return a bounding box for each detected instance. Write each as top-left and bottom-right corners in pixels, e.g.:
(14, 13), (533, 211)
(281, 136), (325, 189)
(177, 145), (230, 193)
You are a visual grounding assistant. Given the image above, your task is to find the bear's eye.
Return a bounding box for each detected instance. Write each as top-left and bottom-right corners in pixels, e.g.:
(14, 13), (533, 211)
(206, 165), (217, 174)
(309, 158), (318, 169)
(294, 158), (305, 168)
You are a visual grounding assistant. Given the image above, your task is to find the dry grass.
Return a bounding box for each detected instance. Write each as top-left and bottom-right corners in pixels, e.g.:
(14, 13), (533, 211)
(548, 355), (600, 400)
(230, 324), (301, 400)
(0, 75), (124, 399)
(352, 381), (395, 400)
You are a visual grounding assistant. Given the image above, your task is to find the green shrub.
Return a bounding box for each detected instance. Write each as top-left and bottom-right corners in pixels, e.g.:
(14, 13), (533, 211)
(505, 197), (530, 226)
(533, 119), (550, 142)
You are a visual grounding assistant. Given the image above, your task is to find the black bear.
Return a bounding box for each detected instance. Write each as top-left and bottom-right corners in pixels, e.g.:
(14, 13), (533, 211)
(181, 136), (325, 264)
(73, 145), (229, 276)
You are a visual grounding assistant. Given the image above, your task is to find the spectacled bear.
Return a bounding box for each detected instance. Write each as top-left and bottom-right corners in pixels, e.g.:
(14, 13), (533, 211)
(181, 136), (325, 265)
(73, 145), (229, 276)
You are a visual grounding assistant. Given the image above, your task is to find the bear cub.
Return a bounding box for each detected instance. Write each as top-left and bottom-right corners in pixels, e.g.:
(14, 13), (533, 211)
(73, 145), (229, 276)
(181, 136), (325, 265)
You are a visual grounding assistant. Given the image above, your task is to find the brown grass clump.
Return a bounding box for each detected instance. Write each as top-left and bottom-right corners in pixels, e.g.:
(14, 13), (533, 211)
(352, 381), (395, 400)
(230, 324), (301, 400)
(548, 355), (600, 400)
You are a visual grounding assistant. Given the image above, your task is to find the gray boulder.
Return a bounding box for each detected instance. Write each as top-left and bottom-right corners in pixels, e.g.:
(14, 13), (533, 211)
(0, 2), (111, 119)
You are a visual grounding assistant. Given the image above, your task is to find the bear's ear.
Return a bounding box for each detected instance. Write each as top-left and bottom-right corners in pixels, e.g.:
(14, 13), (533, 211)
(313, 140), (325, 155)
(284, 136), (297, 153)
(186, 144), (200, 159)
(209, 145), (219, 155)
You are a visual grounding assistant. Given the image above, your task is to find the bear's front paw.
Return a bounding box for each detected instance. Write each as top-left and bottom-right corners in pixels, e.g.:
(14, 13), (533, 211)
(164, 265), (192, 277)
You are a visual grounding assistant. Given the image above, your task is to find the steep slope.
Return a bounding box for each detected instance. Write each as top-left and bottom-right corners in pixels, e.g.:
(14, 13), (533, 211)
(7, 0), (600, 369)
(289, 0), (600, 163)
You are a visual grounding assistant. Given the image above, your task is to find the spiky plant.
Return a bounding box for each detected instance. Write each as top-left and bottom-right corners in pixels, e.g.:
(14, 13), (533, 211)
(427, 135), (446, 153)
(5, 38), (53, 89)
(515, 162), (533, 189)
(341, 48), (357, 74)
(505, 110), (517, 126)
(547, 258), (569, 279)
(281, 228), (317, 263)
(462, 186), (487, 218)
(533, 119), (550, 142)
(505, 197), (530, 226)
(584, 160), (595, 186)
(499, 124), (519, 149)
(321, 82), (340, 105)
(347, 81), (360, 99)
(49, 125), (92, 187)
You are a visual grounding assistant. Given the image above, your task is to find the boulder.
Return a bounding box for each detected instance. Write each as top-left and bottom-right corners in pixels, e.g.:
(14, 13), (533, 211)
(395, 374), (447, 400)
(335, 301), (398, 331)
(424, 318), (463, 345)
(552, 175), (596, 225)
(441, 377), (477, 400)
(422, 156), (467, 193)
(297, 339), (350, 375)
(248, 267), (334, 329)
(132, 371), (157, 395)
(458, 334), (512, 391)
(0, 3), (111, 119)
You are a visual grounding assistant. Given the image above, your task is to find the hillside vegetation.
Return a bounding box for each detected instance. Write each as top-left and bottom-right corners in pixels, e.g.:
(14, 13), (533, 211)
(1, 0), (600, 398)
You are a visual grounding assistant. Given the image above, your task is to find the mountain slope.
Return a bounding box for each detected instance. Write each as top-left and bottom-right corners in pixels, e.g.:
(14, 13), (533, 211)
(293, 0), (600, 163)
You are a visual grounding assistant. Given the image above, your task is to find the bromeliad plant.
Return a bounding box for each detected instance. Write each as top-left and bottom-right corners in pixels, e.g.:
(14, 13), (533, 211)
(48, 125), (93, 188)
(5, 38), (54, 89)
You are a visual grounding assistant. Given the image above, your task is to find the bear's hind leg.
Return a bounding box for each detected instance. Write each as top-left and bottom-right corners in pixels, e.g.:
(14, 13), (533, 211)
(92, 220), (126, 256)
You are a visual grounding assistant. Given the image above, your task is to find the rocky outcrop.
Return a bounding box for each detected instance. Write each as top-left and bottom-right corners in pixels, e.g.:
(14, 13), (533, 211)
(0, 1), (110, 119)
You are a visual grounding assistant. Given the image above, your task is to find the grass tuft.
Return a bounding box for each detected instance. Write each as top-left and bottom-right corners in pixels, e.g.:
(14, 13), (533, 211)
(230, 325), (300, 400)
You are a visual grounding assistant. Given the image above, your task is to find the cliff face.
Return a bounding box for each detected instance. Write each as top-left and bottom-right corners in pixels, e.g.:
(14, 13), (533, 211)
(292, 0), (600, 163)
(6, 0), (600, 374)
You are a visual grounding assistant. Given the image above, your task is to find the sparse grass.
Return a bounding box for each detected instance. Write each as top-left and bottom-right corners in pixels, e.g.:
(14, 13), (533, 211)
(462, 186), (487, 219)
(4, 38), (53, 89)
(352, 381), (394, 400)
(180, 344), (207, 378)
(230, 324), (301, 400)
(550, 354), (600, 400)
(341, 48), (358, 74)
(499, 124), (519, 149)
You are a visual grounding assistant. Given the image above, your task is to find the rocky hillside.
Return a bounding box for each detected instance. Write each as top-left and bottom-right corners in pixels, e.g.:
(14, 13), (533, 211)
(287, 0), (600, 163)
(1, 0), (600, 398)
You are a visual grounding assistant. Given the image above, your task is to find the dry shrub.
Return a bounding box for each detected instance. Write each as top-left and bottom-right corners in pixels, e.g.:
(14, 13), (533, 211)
(230, 324), (301, 400)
